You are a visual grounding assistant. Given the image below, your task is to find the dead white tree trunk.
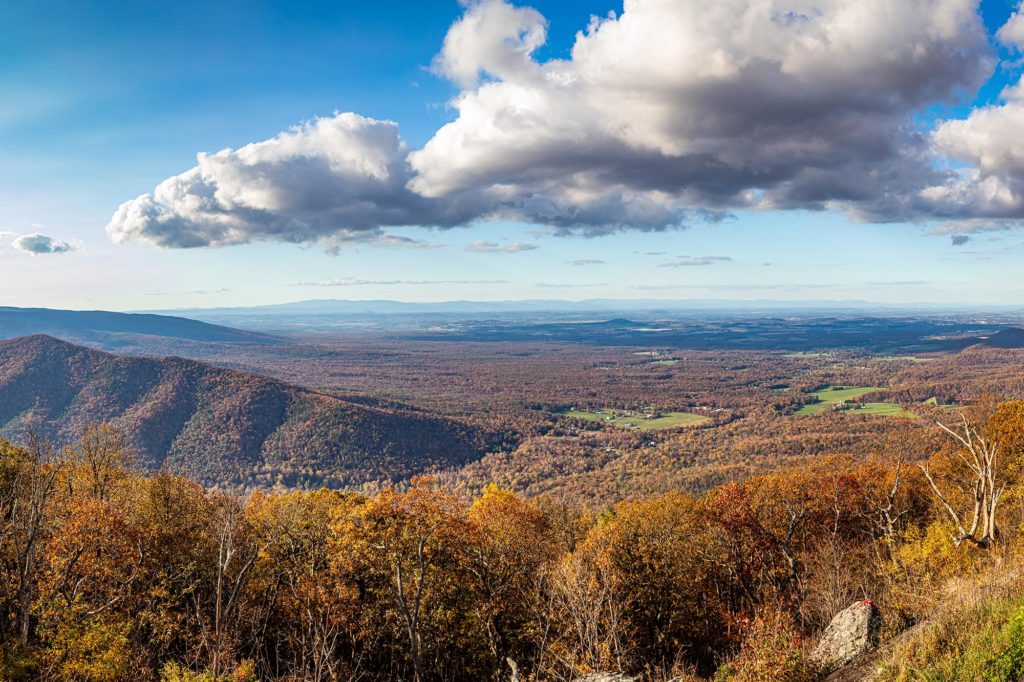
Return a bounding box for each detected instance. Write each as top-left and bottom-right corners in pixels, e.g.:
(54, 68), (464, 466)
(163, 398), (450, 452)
(919, 413), (1005, 548)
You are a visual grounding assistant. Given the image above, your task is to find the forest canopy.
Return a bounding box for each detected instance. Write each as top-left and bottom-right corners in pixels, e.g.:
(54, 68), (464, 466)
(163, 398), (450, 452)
(3, 404), (1024, 681)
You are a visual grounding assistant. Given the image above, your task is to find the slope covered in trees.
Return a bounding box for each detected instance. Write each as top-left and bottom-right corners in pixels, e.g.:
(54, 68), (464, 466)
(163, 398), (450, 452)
(0, 336), (491, 488)
(3, 402), (1024, 681)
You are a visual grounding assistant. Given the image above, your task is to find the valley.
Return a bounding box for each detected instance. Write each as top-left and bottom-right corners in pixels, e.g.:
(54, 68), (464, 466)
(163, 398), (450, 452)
(4, 306), (1024, 504)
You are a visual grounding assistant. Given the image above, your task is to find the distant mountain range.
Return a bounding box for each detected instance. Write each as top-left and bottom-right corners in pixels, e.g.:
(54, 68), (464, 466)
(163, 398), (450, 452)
(138, 298), (1024, 335)
(149, 297), (955, 318)
(0, 335), (490, 489)
(0, 306), (277, 348)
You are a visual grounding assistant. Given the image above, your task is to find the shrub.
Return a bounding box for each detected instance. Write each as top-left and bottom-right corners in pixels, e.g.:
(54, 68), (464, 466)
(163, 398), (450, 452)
(714, 607), (817, 682)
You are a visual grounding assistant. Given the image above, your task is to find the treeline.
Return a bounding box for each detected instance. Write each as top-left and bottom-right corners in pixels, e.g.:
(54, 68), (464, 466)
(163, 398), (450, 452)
(3, 403), (1024, 681)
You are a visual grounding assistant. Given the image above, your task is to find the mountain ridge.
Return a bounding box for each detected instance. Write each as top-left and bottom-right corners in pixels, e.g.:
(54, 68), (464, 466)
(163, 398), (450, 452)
(0, 306), (279, 346)
(0, 334), (490, 489)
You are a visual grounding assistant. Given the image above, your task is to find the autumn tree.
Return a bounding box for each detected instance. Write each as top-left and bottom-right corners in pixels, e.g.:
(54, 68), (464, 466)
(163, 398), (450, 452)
(35, 497), (142, 681)
(572, 492), (731, 677)
(466, 485), (559, 678)
(332, 481), (481, 682)
(131, 473), (216, 672)
(242, 489), (359, 681)
(542, 541), (633, 680)
(68, 425), (135, 503)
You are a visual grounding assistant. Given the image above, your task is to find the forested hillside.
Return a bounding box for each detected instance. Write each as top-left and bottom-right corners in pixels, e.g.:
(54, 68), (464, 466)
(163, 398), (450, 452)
(0, 336), (490, 488)
(3, 402), (1024, 681)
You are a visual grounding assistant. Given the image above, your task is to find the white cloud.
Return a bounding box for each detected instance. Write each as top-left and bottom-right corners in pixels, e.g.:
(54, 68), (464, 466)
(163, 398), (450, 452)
(410, 0), (992, 229)
(658, 256), (733, 267)
(320, 230), (446, 255)
(11, 233), (76, 255)
(922, 71), (1024, 224)
(465, 240), (539, 253)
(997, 9), (1024, 50)
(106, 113), (485, 249)
(432, 0), (547, 88)
(108, 0), (1022, 250)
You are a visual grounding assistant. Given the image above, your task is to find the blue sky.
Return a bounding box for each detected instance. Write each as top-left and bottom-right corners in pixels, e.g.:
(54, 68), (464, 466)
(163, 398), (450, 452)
(1, 0), (1023, 310)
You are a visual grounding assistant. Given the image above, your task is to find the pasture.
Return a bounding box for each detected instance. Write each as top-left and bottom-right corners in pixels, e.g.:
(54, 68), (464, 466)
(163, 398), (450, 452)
(795, 385), (888, 415)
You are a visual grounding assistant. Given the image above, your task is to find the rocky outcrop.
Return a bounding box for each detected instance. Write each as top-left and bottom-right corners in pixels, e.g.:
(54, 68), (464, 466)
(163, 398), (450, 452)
(812, 600), (881, 673)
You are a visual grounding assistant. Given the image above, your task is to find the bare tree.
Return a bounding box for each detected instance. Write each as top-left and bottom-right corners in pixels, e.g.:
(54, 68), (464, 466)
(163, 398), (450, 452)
(204, 495), (260, 677)
(919, 413), (1005, 548)
(7, 434), (64, 645)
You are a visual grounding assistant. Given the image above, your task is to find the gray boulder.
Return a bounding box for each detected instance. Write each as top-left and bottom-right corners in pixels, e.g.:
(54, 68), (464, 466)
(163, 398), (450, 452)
(812, 599), (881, 672)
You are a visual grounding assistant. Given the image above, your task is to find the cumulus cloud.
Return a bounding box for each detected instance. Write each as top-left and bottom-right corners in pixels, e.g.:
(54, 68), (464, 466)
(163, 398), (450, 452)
(998, 9), (1024, 50)
(108, 0), (1022, 250)
(920, 74), (1024, 225)
(951, 234), (971, 246)
(431, 0), (547, 87)
(914, 10), (1024, 227)
(106, 113), (486, 249)
(410, 0), (992, 229)
(568, 258), (605, 266)
(658, 256), (733, 267)
(11, 233), (76, 254)
(465, 240), (539, 253)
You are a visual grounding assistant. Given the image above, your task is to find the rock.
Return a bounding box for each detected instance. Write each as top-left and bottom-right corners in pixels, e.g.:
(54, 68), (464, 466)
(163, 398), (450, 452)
(812, 599), (881, 673)
(577, 674), (638, 682)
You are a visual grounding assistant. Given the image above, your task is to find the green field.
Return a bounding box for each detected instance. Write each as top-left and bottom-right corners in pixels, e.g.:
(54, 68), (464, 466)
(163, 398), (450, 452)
(649, 359), (679, 366)
(564, 409), (710, 430)
(795, 386), (888, 415)
(844, 402), (915, 417)
(565, 410), (606, 422)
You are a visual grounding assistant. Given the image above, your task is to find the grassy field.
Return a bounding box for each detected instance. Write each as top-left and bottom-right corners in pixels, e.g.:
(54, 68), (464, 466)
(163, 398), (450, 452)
(795, 386), (888, 415)
(649, 359), (679, 366)
(844, 402), (916, 417)
(564, 409), (710, 430)
(564, 410), (605, 422)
